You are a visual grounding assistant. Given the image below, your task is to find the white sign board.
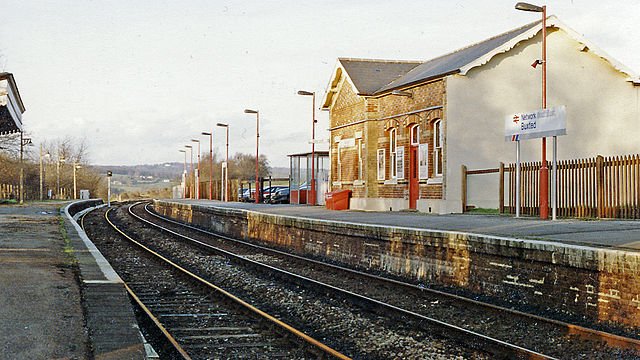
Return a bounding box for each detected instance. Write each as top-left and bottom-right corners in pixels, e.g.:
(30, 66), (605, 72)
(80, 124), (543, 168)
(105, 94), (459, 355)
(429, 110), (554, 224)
(396, 146), (404, 179)
(418, 144), (429, 179)
(505, 105), (566, 142)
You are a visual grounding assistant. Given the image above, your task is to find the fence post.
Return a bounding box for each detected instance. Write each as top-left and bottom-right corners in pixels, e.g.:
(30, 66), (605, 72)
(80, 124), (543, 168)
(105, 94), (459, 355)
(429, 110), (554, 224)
(499, 162), (505, 214)
(461, 165), (467, 213)
(596, 155), (604, 218)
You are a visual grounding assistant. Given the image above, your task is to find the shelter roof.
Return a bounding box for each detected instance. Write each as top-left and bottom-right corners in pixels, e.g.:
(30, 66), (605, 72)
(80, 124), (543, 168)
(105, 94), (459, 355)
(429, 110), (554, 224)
(0, 73), (26, 135)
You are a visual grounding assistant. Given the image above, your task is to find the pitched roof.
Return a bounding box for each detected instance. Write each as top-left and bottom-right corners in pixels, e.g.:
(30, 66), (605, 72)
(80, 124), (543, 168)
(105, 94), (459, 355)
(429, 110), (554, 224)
(338, 58), (422, 95)
(377, 20), (541, 93)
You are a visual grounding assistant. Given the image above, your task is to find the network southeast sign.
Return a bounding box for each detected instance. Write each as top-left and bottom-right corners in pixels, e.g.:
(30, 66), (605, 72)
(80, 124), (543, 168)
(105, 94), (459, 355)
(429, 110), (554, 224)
(505, 105), (567, 141)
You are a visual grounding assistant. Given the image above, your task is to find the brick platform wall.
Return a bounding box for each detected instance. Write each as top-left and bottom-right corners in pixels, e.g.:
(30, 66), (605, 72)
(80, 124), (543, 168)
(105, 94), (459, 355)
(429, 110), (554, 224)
(155, 200), (640, 330)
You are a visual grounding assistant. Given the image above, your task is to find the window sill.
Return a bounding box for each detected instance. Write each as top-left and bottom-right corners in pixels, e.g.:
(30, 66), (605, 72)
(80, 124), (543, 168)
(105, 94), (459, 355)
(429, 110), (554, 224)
(427, 177), (443, 185)
(354, 180), (365, 187)
(384, 179), (397, 185)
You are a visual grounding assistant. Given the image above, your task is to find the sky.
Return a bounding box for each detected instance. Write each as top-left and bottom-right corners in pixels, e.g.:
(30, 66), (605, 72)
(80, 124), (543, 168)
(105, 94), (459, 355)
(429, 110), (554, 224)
(1, 0), (639, 167)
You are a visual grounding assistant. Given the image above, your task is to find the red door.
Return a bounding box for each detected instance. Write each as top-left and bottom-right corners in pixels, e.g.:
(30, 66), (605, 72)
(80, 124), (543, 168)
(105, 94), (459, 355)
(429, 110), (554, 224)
(409, 146), (418, 209)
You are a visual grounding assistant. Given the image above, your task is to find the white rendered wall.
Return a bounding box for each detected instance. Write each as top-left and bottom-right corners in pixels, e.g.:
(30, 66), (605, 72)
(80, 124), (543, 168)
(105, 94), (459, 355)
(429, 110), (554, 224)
(445, 28), (640, 213)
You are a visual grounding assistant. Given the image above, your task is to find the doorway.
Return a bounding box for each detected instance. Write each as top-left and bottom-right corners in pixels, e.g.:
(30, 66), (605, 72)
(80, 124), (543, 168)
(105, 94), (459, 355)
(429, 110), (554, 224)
(409, 146), (418, 209)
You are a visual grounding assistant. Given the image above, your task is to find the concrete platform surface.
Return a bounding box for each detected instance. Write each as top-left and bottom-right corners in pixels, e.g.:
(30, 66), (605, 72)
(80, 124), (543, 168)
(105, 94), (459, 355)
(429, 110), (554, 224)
(0, 202), (88, 359)
(169, 199), (640, 250)
(0, 201), (145, 360)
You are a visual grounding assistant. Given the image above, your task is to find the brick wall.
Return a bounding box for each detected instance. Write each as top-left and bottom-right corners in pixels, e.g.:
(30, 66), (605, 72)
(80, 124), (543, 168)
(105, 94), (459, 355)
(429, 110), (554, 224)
(155, 200), (640, 330)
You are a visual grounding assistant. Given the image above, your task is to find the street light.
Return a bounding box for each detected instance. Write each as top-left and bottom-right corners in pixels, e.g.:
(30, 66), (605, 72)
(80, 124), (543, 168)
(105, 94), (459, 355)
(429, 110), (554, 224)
(298, 90), (317, 206)
(19, 134), (32, 204)
(56, 153), (66, 199)
(515, 2), (549, 220)
(73, 163), (82, 200)
(244, 109), (260, 204)
(202, 131), (213, 201)
(217, 123), (229, 201)
(179, 149), (187, 199)
(185, 145), (193, 199)
(40, 146), (50, 201)
(191, 139), (201, 200)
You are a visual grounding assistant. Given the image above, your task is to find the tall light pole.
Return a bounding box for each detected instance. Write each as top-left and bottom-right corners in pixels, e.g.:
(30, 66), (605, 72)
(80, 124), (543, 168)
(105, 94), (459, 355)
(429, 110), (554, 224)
(73, 163), (82, 200)
(40, 145), (50, 201)
(191, 139), (201, 200)
(298, 90), (317, 205)
(515, 2), (548, 220)
(57, 153), (65, 199)
(217, 123), (229, 202)
(19, 134), (32, 204)
(185, 145), (193, 199)
(201, 131), (213, 200)
(179, 149), (187, 199)
(244, 109), (260, 204)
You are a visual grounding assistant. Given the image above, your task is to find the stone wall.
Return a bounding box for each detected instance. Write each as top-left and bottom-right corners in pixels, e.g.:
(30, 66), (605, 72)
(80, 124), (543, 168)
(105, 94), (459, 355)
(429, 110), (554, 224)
(154, 200), (640, 330)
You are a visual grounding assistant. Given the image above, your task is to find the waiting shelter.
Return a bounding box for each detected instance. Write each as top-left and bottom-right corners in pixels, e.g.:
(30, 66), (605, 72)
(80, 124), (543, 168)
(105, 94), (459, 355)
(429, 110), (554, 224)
(288, 151), (329, 205)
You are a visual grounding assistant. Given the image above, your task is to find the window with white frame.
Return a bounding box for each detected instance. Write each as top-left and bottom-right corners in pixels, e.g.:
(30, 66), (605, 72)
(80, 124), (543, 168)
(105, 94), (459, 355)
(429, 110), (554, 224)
(410, 124), (419, 146)
(377, 149), (385, 180)
(390, 128), (397, 179)
(357, 139), (363, 180)
(337, 143), (342, 181)
(433, 119), (443, 177)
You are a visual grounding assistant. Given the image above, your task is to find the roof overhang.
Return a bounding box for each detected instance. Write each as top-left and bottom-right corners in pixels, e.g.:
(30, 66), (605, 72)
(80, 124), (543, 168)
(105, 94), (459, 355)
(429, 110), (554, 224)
(0, 73), (26, 135)
(459, 16), (640, 84)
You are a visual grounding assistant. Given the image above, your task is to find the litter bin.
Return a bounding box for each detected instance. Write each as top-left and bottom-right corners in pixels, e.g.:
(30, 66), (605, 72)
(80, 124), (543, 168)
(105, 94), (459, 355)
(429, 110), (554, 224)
(325, 189), (351, 210)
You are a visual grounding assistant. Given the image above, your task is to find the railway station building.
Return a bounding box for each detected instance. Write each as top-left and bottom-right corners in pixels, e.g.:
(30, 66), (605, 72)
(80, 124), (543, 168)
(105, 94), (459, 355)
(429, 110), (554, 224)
(321, 16), (640, 213)
(0, 72), (25, 136)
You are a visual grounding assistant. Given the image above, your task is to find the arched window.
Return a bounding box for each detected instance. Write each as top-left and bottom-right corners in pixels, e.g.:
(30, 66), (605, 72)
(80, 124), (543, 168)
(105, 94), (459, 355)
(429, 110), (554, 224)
(410, 124), (420, 146)
(390, 128), (397, 179)
(433, 119), (442, 177)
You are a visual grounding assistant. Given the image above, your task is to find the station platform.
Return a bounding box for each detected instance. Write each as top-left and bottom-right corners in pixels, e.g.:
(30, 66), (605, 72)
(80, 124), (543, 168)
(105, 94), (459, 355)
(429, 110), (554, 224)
(166, 199), (640, 250)
(0, 201), (145, 359)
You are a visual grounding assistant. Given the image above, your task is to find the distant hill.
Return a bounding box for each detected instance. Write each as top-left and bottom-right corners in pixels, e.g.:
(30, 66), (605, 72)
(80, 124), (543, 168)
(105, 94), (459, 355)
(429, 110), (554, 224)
(90, 163), (184, 180)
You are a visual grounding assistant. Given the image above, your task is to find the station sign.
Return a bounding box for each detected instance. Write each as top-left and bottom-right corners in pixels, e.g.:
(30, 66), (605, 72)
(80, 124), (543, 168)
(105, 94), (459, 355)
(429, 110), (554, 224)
(505, 105), (566, 141)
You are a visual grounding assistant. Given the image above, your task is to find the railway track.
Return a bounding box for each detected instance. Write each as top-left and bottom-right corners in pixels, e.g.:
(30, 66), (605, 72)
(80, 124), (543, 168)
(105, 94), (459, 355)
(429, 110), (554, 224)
(81, 206), (348, 360)
(118, 201), (552, 359)
(133, 201), (640, 360)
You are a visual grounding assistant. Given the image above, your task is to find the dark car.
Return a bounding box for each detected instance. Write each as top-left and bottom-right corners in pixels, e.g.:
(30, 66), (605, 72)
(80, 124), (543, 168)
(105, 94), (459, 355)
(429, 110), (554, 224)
(269, 187), (290, 204)
(262, 186), (288, 203)
(238, 188), (255, 202)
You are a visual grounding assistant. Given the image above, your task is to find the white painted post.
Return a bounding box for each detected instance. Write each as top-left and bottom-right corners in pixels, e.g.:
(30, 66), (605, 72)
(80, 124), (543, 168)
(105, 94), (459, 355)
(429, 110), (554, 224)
(516, 140), (521, 218)
(552, 136), (557, 220)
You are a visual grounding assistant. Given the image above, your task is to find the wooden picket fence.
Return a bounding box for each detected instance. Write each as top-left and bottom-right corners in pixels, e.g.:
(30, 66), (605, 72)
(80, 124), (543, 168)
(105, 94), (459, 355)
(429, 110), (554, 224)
(506, 154), (640, 219)
(0, 184), (18, 200)
(463, 154), (640, 219)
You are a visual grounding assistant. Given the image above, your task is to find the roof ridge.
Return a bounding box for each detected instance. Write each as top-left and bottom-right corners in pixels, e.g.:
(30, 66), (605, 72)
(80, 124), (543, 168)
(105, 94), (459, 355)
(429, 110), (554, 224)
(417, 18), (543, 66)
(338, 57), (422, 64)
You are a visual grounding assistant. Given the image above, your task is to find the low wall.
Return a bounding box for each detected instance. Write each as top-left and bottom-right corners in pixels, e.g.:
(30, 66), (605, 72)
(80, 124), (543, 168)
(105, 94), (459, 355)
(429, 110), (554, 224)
(154, 200), (640, 330)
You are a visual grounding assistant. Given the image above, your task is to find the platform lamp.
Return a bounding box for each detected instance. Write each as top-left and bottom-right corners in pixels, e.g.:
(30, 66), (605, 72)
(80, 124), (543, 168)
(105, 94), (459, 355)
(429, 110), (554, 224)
(515, 2), (550, 220)
(40, 145), (51, 201)
(244, 109), (260, 204)
(178, 149), (187, 199)
(56, 154), (66, 199)
(19, 134), (32, 204)
(191, 139), (201, 200)
(185, 145), (193, 199)
(297, 90), (317, 205)
(201, 131), (213, 200)
(73, 163), (82, 200)
(216, 123), (229, 202)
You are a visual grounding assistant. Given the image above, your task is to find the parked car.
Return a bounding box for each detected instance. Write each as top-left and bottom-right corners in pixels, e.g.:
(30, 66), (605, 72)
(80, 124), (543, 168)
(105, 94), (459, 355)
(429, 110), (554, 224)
(269, 188), (290, 204)
(238, 188), (255, 202)
(262, 186), (288, 203)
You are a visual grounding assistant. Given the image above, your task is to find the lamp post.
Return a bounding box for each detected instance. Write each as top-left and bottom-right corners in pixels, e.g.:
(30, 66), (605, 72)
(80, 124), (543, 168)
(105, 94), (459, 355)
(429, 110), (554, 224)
(244, 109), (260, 204)
(515, 2), (549, 220)
(217, 123), (229, 202)
(179, 149), (187, 199)
(191, 139), (201, 200)
(73, 163), (82, 200)
(201, 131), (213, 200)
(298, 90), (317, 205)
(19, 134), (32, 204)
(185, 145), (193, 198)
(56, 153), (66, 199)
(40, 145), (50, 201)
